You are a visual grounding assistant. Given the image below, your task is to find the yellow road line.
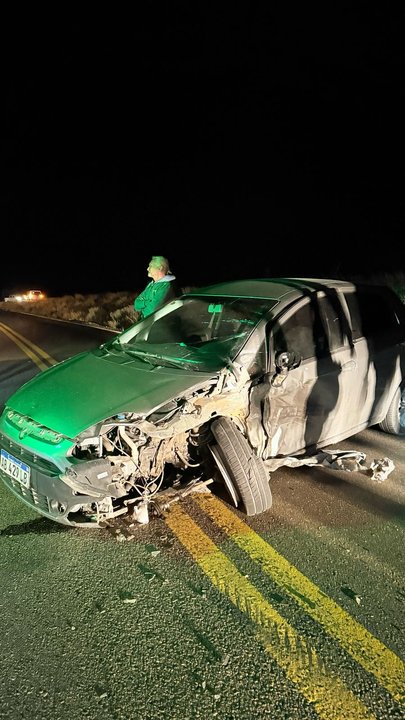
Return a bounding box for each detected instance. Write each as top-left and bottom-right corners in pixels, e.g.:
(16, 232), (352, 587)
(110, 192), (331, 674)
(0, 322), (57, 370)
(194, 493), (405, 705)
(166, 503), (376, 720)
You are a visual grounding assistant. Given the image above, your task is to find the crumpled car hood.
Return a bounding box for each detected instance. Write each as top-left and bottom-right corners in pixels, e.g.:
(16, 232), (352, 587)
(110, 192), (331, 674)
(7, 349), (215, 438)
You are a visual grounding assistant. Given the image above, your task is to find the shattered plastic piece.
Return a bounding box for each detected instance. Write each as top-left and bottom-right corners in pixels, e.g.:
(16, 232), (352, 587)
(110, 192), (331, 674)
(368, 457), (395, 483)
(132, 501), (149, 524)
(319, 450), (368, 473)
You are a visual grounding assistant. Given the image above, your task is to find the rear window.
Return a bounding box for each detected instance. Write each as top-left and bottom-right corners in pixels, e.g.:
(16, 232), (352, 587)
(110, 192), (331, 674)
(344, 287), (402, 344)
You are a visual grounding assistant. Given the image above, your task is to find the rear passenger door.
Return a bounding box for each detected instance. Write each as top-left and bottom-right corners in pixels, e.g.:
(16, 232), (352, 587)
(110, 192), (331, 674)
(341, 286), (403, 427)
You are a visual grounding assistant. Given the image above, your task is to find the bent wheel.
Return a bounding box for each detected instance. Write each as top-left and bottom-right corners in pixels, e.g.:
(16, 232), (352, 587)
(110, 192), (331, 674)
(209, 417), (272, 516)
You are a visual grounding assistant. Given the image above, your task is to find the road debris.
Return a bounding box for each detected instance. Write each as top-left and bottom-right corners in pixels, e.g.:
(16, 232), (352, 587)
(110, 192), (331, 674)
(265, 449), (395, 482)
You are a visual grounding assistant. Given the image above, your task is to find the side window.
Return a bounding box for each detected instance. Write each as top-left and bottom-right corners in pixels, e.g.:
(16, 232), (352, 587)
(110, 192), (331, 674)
(272, 295), (346, 361)
(317, 295), (345, 350)
(273, 302), (319, 360)
(344, 288), (400, 344)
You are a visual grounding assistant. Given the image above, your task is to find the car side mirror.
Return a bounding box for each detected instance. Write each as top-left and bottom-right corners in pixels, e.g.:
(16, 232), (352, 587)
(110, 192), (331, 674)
(275, 350), (301, 372)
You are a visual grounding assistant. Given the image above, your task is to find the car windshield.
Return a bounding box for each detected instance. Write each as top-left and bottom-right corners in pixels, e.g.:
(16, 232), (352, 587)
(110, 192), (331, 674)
(109, 296), (277, 371)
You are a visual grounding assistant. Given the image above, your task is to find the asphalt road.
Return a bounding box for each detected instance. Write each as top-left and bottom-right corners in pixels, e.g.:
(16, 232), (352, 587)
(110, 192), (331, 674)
(0, 310), (404, 720)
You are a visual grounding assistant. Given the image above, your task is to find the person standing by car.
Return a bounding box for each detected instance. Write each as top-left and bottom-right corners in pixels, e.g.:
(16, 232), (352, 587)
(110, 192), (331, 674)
(134, 255), (178, 319)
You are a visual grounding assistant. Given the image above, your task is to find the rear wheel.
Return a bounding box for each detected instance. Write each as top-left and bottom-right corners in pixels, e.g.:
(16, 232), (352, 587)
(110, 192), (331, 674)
(379, 383), (405, 436)
(209, 417), (272, 516)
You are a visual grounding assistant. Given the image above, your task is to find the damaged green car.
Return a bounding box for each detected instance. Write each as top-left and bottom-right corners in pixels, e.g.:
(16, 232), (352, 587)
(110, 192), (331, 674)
(0, 278), (404, 527)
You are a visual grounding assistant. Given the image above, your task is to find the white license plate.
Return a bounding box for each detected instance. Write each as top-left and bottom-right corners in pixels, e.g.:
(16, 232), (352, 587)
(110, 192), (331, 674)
(0, 449), (31, 488)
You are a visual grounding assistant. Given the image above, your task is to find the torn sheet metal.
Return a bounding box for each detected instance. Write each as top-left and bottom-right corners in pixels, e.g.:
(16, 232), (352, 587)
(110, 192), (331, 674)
(264, 450), (395, 483)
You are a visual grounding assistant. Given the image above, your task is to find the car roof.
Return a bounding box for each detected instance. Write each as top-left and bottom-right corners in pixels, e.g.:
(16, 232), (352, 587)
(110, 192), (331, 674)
(185, 277), (356, 301)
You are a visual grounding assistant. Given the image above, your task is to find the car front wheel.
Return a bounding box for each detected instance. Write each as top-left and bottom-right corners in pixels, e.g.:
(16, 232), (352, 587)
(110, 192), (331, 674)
(379, 382), (405, 436)
(209, 417), (272, 516)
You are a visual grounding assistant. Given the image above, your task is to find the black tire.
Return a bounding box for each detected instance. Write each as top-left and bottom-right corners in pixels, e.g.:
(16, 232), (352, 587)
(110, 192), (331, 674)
(379, 383), (405, 436)
(209, 417), (272, 516)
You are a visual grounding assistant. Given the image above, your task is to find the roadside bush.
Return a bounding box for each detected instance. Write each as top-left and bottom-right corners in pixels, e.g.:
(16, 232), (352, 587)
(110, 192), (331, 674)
(0, 291), (138, 331)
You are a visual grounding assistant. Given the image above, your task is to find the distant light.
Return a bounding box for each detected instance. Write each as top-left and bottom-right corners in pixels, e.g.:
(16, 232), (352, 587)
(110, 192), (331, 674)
(24, 290), (46, 301)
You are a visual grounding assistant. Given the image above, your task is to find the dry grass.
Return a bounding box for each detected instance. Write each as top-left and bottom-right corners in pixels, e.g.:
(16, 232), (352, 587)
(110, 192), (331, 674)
(0, 291), (138, 331)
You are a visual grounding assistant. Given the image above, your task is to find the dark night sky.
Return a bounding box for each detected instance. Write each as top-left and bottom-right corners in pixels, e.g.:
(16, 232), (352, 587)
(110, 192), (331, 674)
(1, 5), (404, 297)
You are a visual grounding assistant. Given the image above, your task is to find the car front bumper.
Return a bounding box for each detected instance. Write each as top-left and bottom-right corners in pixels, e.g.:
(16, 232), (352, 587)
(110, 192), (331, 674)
(0, 431), (102, 526)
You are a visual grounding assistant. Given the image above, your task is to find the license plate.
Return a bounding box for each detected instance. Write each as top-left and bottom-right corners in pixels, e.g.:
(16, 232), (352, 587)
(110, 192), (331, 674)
(0, 449), (31, 488)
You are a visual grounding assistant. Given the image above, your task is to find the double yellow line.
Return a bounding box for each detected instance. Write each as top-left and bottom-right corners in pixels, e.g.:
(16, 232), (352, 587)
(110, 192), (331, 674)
(166, 495), (404, 719)
(0, 321), (58, 371)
